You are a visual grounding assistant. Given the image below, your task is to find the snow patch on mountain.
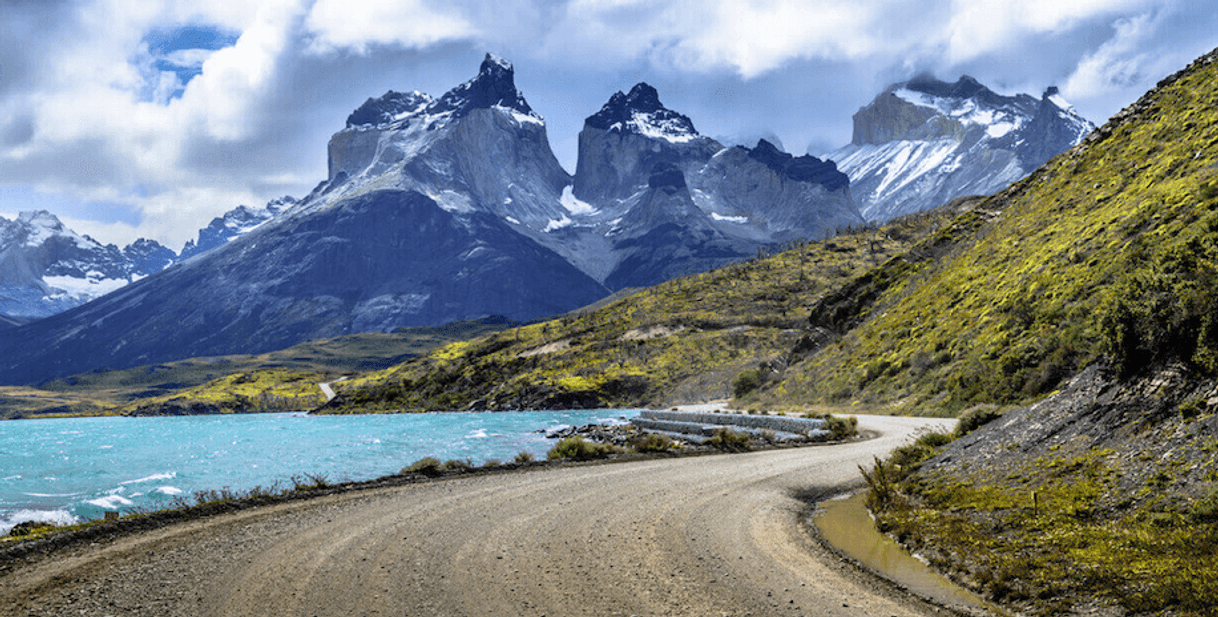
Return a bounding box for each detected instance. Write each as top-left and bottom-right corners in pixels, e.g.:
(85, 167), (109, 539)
(543, 215), (573, 232)
(559, 186), (597, 215)
(711, 213), (748, 223)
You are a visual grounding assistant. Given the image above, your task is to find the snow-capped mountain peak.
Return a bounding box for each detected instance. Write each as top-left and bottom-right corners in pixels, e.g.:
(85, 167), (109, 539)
(585, 83), (700, 144)
(345, 91), (433, 129)
(830, 74), (1095, 221)
(426, 53), (540, 122)
(0, 211), (176, 320)
(179, 196), (297, 260)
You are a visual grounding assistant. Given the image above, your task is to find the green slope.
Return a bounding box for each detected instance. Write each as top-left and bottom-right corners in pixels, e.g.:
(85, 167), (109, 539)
(320, 210), (961, 412)
(753, 49), (1218, 412)
(1, 317), (517, 418)
(852, 48), (1218, 617)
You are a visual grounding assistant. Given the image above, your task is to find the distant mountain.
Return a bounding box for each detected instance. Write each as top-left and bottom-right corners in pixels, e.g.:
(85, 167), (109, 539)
(566, 83), (862, 287)
(0, 55), (864, 384)
(828, 75), (1094, 221)
(179, 197), (296, 260)
(0, 211), (175, 321)
(0, 55), (610, 383)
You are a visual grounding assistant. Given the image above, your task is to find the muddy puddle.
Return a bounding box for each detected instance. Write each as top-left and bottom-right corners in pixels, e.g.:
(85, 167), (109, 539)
(814, 492), (1012, 616)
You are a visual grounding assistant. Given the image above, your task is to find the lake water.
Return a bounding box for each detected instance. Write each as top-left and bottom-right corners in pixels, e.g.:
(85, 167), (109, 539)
(0, 410), (637, 534)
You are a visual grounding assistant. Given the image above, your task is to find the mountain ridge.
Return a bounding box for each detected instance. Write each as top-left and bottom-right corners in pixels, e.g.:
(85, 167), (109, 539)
(831, 74), (1094, 221)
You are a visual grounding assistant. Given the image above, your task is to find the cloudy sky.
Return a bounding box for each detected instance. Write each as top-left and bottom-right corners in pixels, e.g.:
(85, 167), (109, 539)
(1, 0), (1215, 249)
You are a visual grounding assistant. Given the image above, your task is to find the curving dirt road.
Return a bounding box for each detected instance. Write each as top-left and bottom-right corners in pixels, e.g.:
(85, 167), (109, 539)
(1, 415), (955, 617)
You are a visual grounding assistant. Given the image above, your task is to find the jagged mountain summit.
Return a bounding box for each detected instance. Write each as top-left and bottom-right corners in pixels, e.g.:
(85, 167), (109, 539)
(568, 83), (863, 286)
(0, 211), (174, 321)
(829, 75), (1094, 221)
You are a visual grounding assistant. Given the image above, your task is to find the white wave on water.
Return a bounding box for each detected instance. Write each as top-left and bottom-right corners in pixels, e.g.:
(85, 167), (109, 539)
(3, 475), (22, 481)
(0, 508), (80, 535)
(86, 494), (135, 509)
(155, 486), (183, 496)
(465, 429), (489, 439)
(23, 491), (83, 498)
(120, 472), (176, 485)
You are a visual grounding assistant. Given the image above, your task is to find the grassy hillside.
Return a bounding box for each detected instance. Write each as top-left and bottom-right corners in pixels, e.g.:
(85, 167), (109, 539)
(749, 49), (1218, 413)
(854, 48), (1218, 617)
(320, 209), (964, 412)
(0, 317), (516, 418)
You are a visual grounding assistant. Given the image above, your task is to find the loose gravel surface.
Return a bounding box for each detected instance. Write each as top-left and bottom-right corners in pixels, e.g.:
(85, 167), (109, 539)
(1, 415), (956, 617)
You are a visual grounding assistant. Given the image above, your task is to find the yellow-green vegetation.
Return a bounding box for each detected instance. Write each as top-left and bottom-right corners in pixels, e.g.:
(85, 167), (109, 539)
(865, 434), (1218, 616)
(1, 318), (516, 419)
(705, 427), (751, 450)
(757, 51), (1218, 413)
(122, 368), (329, 415)
(322, 212), (958, 412)
(546, 436), (620, 460)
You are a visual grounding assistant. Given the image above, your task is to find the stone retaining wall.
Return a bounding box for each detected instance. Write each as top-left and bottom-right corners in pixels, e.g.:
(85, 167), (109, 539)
(636, 410), (824, 434)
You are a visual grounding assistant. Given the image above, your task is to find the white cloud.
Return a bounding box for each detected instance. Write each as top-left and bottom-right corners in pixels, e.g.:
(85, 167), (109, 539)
(162, 48), (216, 69)
(0, 0), (1212, 252)
(1062, 10), (1165, 100)
(943, 0), (1156, 63)
(304, 0), (474, 53)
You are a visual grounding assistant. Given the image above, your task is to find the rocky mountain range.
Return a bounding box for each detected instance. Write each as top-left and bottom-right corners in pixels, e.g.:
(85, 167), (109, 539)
(0, 211), (175, 323)
(0, 196), (305, 325)
(828, 75), (1094, 221)
(0, 55), (864, 383)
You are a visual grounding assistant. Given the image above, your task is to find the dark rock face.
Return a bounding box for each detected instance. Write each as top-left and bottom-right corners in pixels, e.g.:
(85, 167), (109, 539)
(573, 84), (863, 284)
(585, 83), (697, 136)
(605, 165), (751, 289)
(428, 54), (535, 119)
(122, 238), (177, 277)
(573, 82), (721, 204)
(0, 190), (608, 384)
(744, 140), (848, 191)
(346, 91), (432, 128)
(647, 162), (688, 192)
(830, 75), (1094, 221)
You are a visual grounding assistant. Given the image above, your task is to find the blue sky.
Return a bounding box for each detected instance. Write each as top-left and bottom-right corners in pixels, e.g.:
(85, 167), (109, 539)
(0, 0), (1215, 249)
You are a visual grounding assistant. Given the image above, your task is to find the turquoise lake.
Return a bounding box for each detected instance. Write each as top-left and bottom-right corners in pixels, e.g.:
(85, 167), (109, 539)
(0, 410), (637, 533)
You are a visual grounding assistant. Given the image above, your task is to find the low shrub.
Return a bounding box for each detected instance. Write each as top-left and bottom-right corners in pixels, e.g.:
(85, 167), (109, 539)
(547, 436), (619, 460)
(824, 415), (858, 440)
(513, 451), (535, 464)
(7, 520), (55, 538)
(707, 427), (751, 451)
(403, 456), (443, 476)
(956, 405), (1002, 436)
(628, 432), (680, 452)
(441, 458), (473, 471)
(732, 369), (762, 398)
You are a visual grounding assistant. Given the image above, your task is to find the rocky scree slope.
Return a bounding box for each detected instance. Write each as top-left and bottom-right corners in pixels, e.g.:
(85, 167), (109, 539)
(830, 75), (1094, 222)
(744, 46), (1218, 416)
(865, 361), (1218, 616)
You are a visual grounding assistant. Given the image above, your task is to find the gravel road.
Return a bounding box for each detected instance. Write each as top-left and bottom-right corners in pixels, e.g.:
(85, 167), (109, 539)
(1, 415), (956, 617)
